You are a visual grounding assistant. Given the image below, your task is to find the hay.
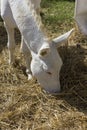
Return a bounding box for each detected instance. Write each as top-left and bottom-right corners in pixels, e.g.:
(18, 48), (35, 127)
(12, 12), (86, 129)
(0, 19), (87, 130)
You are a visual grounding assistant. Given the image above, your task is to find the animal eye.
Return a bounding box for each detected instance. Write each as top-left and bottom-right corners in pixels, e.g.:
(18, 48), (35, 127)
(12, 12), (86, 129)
(39, 47), (50, 57)
(46, 72), (52, 75)
(40, 50), (47, 56)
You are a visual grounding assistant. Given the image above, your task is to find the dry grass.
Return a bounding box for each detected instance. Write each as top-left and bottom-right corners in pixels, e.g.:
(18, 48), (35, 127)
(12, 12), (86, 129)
(0, 1), (87, 129)
(0, 22), (87, 130)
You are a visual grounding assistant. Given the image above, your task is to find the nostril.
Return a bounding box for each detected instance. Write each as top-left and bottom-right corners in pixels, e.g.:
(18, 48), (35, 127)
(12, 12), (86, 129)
(47, 71), (52, 75)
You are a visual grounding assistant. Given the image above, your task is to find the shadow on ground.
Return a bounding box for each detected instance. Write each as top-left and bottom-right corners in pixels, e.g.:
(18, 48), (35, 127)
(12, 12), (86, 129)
(55, 44), (87, 114)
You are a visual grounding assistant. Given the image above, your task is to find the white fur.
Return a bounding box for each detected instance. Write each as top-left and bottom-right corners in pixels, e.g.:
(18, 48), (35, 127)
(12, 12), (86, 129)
(75, 0), (87, 35)
(0, 0), (73, 93)
(0, 0), (1, 14)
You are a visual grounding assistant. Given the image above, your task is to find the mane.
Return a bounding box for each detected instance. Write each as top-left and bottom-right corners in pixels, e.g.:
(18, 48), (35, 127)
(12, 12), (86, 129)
(16, 0), (50, 53)
(26, 0), (49, 41)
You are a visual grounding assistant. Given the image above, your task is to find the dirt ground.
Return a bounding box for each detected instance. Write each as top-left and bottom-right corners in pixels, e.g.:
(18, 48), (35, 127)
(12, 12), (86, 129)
(0, 10), (87, 130)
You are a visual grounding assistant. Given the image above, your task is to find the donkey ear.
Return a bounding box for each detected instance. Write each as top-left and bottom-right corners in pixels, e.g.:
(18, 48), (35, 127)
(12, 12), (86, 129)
(52, 28), (74, 47)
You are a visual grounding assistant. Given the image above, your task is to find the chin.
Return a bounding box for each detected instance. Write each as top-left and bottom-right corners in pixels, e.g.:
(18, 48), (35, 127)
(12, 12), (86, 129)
(40, 84), (61, 94)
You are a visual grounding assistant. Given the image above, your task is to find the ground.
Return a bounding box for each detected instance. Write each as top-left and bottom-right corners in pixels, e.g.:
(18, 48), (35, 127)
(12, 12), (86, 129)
(0, 0), (87, 130)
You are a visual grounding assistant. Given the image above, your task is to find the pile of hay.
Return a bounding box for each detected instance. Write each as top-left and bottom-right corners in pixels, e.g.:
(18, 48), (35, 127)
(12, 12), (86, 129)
(0, 21), (87, 130)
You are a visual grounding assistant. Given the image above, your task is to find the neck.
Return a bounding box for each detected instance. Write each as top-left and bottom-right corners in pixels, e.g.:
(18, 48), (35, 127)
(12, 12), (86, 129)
(9, 0), (48, 53)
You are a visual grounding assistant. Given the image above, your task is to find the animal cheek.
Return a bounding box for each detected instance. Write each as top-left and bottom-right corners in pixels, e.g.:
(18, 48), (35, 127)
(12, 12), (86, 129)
(31, 62), (42, 77)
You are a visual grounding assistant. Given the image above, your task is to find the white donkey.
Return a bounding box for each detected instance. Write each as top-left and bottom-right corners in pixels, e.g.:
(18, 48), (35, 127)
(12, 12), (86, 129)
(75, 0), (87, 35)
(0, 0), (73, 93)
